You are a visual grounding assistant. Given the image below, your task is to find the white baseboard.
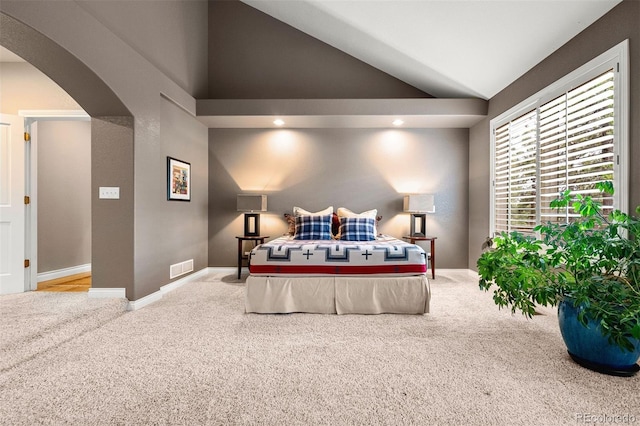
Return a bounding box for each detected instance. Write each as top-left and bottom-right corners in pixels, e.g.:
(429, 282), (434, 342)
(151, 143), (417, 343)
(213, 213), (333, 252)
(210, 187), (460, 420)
(88, 288), (126, 299)
(38, 264), (91, 282)
(207, 266), (238, 275)
(127, 267), (213, 311)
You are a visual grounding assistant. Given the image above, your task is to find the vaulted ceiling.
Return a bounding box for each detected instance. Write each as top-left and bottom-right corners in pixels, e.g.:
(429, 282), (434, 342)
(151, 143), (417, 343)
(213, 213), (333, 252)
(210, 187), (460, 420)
(242, 0), (622, 99)
(1, 0), (624, 127)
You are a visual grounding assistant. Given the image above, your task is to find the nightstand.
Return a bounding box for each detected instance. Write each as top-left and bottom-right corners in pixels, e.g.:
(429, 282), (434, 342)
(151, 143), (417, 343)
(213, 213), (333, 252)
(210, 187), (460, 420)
(236, 235), (268, 279)
(404, 236), (437, 279)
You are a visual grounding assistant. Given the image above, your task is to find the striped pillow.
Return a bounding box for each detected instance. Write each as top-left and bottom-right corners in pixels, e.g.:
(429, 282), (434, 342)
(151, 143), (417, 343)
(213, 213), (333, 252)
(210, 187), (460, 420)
(339, 217), (376, 241)
(294, 214), (333, 240)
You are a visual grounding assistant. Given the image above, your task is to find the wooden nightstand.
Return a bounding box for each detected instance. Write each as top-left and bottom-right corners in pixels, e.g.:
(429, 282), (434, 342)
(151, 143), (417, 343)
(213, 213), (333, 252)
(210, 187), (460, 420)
(236, 235), (268, 279)
(404, 236), (437, 279)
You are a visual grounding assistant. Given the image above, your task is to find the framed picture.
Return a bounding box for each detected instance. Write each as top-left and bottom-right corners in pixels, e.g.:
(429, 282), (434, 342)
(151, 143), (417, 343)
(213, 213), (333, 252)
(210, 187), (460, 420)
(167, 157), (191, 201)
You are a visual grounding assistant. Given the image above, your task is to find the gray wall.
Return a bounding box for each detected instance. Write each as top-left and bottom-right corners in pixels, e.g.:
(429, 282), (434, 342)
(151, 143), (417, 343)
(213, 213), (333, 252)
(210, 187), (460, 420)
(209, 127), (469, 269)
(209, 0), (430, 99)
(37, 120), (91, 273)
(468, 0), (640, 269)
(134, 98), (209, 292)
(1, 1), (209, 300)
(77, 0), (209, 98)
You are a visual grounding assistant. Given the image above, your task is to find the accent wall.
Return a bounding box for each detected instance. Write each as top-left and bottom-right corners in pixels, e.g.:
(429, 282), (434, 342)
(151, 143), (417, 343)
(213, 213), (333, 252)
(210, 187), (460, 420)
(209, 127), (469, 269)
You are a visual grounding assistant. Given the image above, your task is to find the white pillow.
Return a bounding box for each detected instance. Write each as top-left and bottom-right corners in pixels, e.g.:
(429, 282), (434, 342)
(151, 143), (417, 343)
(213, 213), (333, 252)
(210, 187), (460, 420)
(293, 206), (333, 216)
(337, 207), (378, 235)
(337, 207), (377, 219)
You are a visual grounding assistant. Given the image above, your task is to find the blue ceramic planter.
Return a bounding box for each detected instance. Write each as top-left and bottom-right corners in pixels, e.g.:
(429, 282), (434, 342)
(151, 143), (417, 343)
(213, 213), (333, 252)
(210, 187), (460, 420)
(558, 299), (640, 376)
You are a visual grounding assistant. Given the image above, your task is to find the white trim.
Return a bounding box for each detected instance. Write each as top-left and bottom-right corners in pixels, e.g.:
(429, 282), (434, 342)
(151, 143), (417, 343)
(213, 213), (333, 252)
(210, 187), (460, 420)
(19, 110), (89, 120)
(492, 41), (628, 125)
(127, 267), (213, 311)
(38, 263), (91, 282)
(614, 40), (630, 215)
(210, 266), (241, 274)
(126, 290), (162, 310)
(161, 265), (208, 295)
(489, 39), (629, 236)
(88, 267), (240, 308)
(88, 287), (126, 299)
(27, 121), (38, 291)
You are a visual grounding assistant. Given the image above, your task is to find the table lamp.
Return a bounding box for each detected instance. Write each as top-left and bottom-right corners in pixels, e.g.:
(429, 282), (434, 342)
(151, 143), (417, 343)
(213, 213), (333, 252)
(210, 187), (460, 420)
(403, 194), (435, 237)
(237, 194), (267, 236)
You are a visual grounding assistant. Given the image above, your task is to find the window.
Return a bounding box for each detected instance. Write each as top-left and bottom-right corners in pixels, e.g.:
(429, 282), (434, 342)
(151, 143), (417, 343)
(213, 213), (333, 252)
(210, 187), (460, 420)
(491, 40), (629, 236)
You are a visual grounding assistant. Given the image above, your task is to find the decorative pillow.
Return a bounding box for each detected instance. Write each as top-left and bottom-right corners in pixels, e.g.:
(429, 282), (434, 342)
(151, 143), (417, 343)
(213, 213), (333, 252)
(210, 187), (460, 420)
(337, 207), (379, 236)
(293, 206), (333, 216)
(331, 212), (340, 236)
(294, 214), (333, 240)
(283, 213), (296, 236)
(337, 207), (377, 219)
(285, 211), (340, 237)
(339, 217), (376, 241)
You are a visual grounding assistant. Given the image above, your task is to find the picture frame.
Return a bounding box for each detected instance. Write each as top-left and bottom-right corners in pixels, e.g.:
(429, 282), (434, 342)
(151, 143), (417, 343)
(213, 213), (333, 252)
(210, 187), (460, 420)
(167, 156), (191, 201)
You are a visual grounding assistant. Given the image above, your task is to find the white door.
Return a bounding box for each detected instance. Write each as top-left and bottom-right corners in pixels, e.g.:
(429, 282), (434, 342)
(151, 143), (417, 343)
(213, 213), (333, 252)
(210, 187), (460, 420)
(0, 114), (26, 294)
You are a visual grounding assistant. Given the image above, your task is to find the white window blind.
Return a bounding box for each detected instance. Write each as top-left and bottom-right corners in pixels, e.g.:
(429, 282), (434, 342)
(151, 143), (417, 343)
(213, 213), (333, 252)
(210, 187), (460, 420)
(494, 111), (538, 234)
(539, 70), (615, 225)
(491, 39), (628, 237)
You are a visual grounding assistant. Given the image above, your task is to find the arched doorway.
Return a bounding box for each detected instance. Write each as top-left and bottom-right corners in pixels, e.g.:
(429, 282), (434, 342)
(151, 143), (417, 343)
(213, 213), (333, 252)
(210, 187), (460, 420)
(1, 12), (135, 298)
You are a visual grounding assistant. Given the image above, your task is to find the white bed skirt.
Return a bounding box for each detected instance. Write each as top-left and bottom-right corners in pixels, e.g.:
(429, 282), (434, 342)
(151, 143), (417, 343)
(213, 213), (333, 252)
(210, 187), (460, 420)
(245, 275), (430, 315)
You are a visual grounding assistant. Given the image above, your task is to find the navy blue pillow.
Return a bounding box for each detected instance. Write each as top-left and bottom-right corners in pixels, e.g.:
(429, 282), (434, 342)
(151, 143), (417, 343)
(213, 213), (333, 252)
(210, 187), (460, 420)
(339, 217), (376, 241)
(294, 214), (333, 240)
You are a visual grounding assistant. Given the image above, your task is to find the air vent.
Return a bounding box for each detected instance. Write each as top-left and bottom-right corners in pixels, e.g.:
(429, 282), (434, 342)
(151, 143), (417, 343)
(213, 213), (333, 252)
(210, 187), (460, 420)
(170, 259), (194, 279)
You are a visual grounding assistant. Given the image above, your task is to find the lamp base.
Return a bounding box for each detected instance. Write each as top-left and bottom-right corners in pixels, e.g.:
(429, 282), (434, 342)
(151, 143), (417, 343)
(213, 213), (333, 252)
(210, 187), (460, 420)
(244, 213), (260, 236)
(409, 213), (426, 237)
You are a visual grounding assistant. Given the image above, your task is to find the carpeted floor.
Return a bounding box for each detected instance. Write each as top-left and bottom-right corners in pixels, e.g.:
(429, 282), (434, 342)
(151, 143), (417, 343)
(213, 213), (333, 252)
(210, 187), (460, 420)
(0, 269), (638, 425)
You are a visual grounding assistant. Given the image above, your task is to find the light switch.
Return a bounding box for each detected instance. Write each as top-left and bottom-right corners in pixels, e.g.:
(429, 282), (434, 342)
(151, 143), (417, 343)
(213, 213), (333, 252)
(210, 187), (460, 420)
(99, 186), (120, 199)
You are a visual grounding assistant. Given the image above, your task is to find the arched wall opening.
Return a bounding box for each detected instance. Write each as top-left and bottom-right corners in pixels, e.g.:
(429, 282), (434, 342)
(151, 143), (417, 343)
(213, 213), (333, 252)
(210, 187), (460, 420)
(1, 12), (135, 298)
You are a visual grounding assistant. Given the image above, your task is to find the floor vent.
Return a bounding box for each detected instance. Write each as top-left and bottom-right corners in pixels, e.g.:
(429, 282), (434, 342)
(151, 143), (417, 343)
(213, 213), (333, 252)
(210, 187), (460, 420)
(170, 259), (194, 279)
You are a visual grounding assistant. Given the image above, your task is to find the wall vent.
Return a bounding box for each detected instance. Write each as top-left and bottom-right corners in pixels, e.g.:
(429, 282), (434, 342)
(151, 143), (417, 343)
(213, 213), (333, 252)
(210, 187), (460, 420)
(170, 259), (194, 279)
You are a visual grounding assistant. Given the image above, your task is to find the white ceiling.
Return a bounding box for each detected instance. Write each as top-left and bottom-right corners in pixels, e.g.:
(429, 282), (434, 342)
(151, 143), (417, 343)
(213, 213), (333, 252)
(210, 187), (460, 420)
(242, 0), (622, 99)
(5, 1), (621, 99)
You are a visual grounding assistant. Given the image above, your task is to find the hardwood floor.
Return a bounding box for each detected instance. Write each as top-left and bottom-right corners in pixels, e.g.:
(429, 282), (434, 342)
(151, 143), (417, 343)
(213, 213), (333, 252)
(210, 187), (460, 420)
(37, 273), (91, 292)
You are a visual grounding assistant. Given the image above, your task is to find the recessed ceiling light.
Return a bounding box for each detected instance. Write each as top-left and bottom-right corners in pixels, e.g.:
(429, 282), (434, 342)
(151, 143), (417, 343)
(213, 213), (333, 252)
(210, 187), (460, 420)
(273, 119), (285, 126)
(392, 119), (404, 126)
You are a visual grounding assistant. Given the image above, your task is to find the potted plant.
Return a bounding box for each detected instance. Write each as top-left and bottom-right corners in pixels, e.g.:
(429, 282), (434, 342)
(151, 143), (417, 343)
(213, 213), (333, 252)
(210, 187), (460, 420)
(477, 182), (640, 376)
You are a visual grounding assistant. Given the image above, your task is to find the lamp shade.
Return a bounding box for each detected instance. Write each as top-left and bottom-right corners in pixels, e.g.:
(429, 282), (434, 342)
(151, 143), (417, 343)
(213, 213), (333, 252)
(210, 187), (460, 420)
(403, 194), (435, 213)
(237, 194), (267, 212)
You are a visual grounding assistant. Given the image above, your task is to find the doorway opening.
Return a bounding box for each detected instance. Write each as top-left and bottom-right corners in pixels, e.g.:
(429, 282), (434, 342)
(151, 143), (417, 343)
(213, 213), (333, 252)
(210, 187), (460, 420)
(1, 44), (91, 294)
(25, 114), (92, 293)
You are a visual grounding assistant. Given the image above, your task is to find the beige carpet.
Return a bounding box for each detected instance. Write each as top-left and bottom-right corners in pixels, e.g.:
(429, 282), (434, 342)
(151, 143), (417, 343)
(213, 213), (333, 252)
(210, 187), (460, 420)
(0, 269), (638, 425)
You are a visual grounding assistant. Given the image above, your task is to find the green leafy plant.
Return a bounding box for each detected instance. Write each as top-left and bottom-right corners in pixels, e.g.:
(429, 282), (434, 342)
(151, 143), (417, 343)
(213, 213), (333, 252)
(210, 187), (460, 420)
(478, 182), (640, 352)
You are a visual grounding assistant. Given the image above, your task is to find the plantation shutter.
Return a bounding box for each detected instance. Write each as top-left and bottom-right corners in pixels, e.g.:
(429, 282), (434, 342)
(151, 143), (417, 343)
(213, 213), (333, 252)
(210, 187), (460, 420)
(494, 111), (538, 234)
(494, 69), (615, 234)
(539, 70), (615, 223)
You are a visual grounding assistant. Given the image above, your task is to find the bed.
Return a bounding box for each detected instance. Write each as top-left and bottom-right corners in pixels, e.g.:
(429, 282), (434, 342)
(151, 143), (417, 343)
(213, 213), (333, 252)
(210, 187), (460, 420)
(244, 207), (430, 314)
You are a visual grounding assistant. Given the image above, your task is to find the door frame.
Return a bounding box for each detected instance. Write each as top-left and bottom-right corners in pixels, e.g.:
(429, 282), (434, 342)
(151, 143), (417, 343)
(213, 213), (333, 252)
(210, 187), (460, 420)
(20, 110), (90, 291)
